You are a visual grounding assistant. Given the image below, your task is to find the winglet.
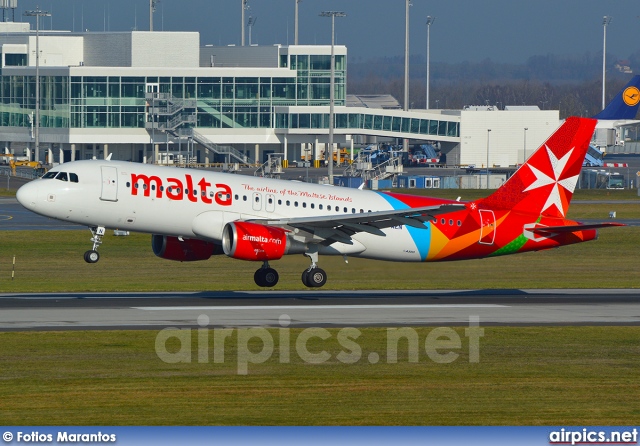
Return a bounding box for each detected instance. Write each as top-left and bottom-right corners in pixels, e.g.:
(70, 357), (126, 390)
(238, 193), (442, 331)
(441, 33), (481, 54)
(593, 75), (640, 120)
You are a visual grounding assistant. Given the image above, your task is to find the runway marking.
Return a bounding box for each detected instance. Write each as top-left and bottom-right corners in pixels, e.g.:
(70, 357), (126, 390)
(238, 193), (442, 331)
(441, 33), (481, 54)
(0, 215), (13, 221)
(133, 304), (508, 311)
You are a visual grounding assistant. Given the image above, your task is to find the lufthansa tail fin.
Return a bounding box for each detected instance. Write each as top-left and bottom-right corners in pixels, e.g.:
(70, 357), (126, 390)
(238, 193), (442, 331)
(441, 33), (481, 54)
(479, 117), (597, 219)
(593, 75), (640, 120)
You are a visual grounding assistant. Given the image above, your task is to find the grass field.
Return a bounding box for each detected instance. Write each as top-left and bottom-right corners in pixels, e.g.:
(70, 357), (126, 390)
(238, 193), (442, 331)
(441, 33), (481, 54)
(0, 225), (638, 291)
(1, 187), (639, 426)
(1, 327), (639, 425)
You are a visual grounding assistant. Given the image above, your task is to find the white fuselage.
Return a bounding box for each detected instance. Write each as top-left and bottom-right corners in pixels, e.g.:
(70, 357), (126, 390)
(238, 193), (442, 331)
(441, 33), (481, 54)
(16, 160), (433, 262)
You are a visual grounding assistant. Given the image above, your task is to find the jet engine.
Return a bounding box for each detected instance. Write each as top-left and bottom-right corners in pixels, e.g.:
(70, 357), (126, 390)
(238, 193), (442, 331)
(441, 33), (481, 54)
(151, 235), (221, 261)
(222, 222), (289, 261)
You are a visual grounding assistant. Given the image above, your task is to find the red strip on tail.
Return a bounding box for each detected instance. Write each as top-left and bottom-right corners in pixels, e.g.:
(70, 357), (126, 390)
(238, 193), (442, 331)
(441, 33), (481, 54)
(479, 117), (597, 218)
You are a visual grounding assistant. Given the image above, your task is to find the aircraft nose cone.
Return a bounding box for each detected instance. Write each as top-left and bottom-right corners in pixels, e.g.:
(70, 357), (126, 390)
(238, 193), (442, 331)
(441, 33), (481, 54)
(16, 181), (38, 208)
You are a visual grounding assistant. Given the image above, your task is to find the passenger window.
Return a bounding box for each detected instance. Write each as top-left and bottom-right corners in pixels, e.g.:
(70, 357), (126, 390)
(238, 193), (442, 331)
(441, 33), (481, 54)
(328, 205), (332, 211)
(457, 220), (462, 226)
(310, 203), (315, 209)
(343, 207), (347, 213)
(69, 173), (79, 183)
(278, 199), (282, 205)
(234, 194), (239, 200)
(286, 200), (290, 206)
(319, 204), (323, 210)
(449, 219), (454, 226)
(302, 202), (306, 208)
(440, 218), (445, 225)
(294, 201), (298, 207)
(126, 182), (131, 187)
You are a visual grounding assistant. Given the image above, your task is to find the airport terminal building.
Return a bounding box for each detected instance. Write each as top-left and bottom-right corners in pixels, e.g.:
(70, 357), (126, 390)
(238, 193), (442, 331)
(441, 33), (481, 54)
(0, 22), (558, 168)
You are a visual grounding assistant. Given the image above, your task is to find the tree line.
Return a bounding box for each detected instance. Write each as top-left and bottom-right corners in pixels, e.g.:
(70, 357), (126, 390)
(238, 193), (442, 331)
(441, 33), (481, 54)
(347, 52), (633, 118)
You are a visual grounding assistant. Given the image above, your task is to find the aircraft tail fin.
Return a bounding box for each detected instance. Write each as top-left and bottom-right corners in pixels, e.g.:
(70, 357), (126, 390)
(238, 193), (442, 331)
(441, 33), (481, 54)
(479, 117), (597, 218)
(593, 75), (640, 120)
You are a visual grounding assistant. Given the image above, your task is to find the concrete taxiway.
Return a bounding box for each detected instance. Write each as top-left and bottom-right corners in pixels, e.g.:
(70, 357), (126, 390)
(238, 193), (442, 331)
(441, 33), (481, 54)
(1, 289), (639, 330)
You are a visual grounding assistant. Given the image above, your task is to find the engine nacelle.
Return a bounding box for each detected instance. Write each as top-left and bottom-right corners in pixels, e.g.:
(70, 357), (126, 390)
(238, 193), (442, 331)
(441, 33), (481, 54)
(222, 222), (288, 261)
(151, 235), (221, 262)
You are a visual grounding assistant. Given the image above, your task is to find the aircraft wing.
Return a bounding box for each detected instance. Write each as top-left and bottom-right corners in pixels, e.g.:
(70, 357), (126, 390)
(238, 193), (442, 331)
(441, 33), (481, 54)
(250, 204), (466, 244)
(530, 222), (626, 235)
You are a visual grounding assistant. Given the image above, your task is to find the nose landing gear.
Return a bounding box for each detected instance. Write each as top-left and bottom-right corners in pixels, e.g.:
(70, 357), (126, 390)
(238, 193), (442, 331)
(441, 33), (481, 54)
(84, 226), (105, 264)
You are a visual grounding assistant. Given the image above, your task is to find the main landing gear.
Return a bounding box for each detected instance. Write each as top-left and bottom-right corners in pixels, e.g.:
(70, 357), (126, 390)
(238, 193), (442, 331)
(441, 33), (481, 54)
(84, 226), (105, 264)
(254, 261), (279, 287)
(301, 248), (327, 288)
(252, 249), (328, 288)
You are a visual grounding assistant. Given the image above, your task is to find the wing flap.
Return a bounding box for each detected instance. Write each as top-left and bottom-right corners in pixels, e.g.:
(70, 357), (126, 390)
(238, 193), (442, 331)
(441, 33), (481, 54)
(251, 203), (466, 243)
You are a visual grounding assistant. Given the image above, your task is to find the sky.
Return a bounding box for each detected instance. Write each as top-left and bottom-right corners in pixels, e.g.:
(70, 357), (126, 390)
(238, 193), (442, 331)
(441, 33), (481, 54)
(9, 0), (640, 64)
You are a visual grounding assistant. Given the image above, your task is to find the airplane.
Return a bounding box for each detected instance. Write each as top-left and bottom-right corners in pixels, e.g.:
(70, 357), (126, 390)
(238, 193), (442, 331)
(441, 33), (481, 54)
(16, 116), (624, 288)
(593, 74), (640, 121)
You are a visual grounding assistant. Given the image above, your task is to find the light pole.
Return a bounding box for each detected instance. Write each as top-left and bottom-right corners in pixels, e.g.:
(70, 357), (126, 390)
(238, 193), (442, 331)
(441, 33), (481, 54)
(295, 0), (301, 45)
(24, 7), (51, 164)
(241, 0), (249, 46)
(320, 11), (346, 185)
(523, 127), (528, 164)
(602, 16), (612, 110)
(486, 129), (491, 189)
(403, 0), (410, 151)
(248, 16), (257, 45)
(426, 16), (435, 110)
(149, 0), (158, 31)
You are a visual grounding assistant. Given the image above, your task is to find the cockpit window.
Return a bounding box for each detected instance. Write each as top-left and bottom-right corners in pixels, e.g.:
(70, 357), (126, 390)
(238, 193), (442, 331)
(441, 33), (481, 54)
(56, 172), (68, 182)
(69, 173), (78, 183)
(42, 172), (57, 179)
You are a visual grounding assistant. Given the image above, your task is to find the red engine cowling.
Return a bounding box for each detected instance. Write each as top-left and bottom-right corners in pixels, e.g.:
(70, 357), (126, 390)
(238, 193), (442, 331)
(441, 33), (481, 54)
(151, 235), (221, 262)
(222, 222), (288, 261)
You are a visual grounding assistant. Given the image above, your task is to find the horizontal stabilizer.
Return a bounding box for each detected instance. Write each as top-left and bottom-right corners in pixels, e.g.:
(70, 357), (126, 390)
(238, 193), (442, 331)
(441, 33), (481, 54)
(530, 222), (626, 235)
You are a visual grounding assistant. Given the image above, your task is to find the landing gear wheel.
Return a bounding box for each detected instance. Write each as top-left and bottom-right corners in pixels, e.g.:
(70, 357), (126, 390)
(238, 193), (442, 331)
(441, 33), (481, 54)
(301, 269), (310, 287)
(254, 267), (279, 287)
(304, 267), (327, 288)
(84, 250), (100, 264)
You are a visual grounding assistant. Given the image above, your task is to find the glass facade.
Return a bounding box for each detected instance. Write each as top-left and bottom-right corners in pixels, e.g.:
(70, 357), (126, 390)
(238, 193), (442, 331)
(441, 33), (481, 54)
(276, 112), (460, 138)
(0, 53), (457, 138)
(288, 54), (346, 107)
(0, 54), (344, 131)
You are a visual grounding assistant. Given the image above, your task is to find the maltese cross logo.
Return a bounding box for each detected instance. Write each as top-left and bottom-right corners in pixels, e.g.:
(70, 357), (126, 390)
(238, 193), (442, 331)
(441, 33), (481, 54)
(523, 145), (578, 217)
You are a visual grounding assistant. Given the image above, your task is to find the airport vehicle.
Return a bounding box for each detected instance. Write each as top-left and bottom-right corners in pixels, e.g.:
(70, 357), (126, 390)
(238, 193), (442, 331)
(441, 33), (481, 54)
(583, 145), (604, 167)
(16, 117), (623, 288)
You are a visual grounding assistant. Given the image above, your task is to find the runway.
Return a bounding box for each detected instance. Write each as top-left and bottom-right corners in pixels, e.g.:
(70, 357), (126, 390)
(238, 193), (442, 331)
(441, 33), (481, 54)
(1, 289), (640, 330)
